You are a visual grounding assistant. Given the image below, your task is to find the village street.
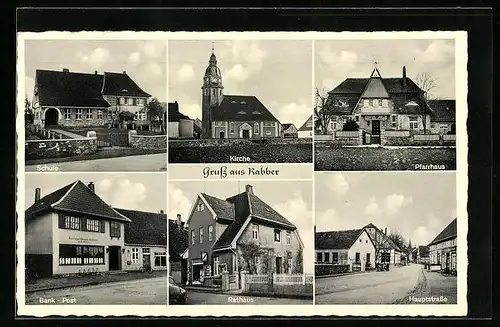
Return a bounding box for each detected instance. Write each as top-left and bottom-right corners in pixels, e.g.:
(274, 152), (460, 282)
(315, 264), (422, 304)
(25, 277), (167, 305)
(182, 290), (312, 305)
(25, 153), (167, 172)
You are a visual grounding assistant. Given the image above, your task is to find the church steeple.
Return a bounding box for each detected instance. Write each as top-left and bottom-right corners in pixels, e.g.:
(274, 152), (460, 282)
(201, 44), (224, 138)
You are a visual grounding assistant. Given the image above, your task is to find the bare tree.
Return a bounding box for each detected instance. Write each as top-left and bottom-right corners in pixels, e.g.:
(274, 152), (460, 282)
(388, 230), (407, 252)
(314, 87), (334, 135)
(415, 72), (439, 133)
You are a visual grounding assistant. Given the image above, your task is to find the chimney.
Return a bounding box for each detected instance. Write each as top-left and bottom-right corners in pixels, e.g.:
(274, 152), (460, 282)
(62, 68), (69, 73)
(122, 71), (127, 75)
(245, 184), (253, 194)
(34, 187), (41, 203)
(384, 227), (387, 235)
(402, 66), (407, 87)
(87, 182), (95, 193)
(160, 210), (164, 214)
(94, 70), (98, 75)
(181, 221), (185, 229)
(177, 214), (182, 223)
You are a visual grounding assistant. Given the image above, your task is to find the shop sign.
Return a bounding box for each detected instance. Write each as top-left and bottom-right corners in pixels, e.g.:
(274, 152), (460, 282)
(67, 236), (99, 244)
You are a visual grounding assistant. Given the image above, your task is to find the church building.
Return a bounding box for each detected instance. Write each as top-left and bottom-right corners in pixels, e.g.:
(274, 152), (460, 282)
(200, 49), (282, 139)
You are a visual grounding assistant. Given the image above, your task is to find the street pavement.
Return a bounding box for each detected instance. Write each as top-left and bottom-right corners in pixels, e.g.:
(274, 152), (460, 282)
(423, 270), (457, 304)
(182, 291), (312, 305)
(25, 153), (167, 172)
(315, 264), (422, 304)
(25, 277), (167, 305)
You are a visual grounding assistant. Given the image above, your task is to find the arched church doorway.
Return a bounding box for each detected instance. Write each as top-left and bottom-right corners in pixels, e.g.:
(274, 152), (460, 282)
(45, 108), (59, 127)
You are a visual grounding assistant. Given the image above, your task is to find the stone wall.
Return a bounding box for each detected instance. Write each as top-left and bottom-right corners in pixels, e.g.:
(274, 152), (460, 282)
(129, 131), (167, 150)
(168, 137), (312, 148)
(315, 264), (350, 276)
(25, 137), (98, 160)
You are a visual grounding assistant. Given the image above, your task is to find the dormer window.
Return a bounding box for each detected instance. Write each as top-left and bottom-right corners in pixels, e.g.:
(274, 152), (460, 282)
(231, 100), (237, 104)
(240, 101), (247, 104)
(252, 111), (261, 115)
(121, 89), (129, 93)
(197, 202), (204, 212)
(237, 111), (246, 115)
(406, 101), (418, 107)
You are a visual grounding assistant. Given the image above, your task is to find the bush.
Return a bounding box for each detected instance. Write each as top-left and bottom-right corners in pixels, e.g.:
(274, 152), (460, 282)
(342, 120), (359, 131)
(315, 264), (350, 276)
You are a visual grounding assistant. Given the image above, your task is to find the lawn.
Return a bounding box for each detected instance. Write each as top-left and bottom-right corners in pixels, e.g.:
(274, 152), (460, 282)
(315, 146), (456, 171)
(169, 143), (313, 163)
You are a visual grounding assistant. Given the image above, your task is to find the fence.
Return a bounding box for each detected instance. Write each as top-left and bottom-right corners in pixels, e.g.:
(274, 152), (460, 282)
(245, 273), (313, 285)
(241, 272), (313, 298)
(28, 124), (66, 140)
(385, 130), (410, 137)
(97, 133), (129, 148)
(335, 131), (359, 138)
(413, 134), (440, 141)
(442, 134), (456, 142)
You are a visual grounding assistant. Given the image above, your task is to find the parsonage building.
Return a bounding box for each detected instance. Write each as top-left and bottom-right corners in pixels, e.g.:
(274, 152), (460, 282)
(24, 180), (167, 278)
(199, 50), (283, 139)
(184, 184), (304, 286)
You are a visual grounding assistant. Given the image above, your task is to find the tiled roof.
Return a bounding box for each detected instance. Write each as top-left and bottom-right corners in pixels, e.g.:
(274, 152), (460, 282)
(201, 193), (235, 221)
(211, 95), (279, 122)
(101, 72), (151, 97)
(418, 245), (430, 257)
(25, 180), (131, 222)
(248, 193), (296, 228)
(168, 219), (189, 258)
(361, 78), (390, 98)
(315, 229), (364, 250)
(428, 99), (456, 122)
(363, 224), (402, 252)
(298, 115), (313, 131)
(115, 208), (167, 246)
(213, 220), (246, 250)
(35, 69), (110, 108)
(428, 218), (457, 246)
(282, 123), (294, 130)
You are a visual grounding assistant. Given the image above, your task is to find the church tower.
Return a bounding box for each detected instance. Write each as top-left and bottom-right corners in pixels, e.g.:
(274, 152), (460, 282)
(201, 46), (224, 138)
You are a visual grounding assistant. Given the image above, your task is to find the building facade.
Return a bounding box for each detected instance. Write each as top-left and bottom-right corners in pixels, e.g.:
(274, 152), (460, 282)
(415, 245), (430, 265)
(315, 229), (376, 272)
(167, 101), (200, 139)
(322, 66), (435, 144)
(185, 184), (303, 285)
(32, 69), (151, 128)
(297, 115), (314, 138)
(200, 50), (282, 139)
(428, 99), (456, 135)
(428, 218), (457, 274)
(282, 123), (298, 138)
(363, 223), (402, 265)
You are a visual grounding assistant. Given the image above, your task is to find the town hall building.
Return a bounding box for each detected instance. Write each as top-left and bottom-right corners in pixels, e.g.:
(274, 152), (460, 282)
(200, 49), (282, 139)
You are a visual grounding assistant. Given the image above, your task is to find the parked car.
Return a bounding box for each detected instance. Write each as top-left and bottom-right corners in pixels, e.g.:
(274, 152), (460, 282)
(169, 276), (187, 304)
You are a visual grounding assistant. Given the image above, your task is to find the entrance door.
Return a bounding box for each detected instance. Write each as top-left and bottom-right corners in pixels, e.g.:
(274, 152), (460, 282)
(219, 131), (225, 139)
(109, 246), (121, 271)
(371, 120), (380, 144)
(242, 129), (250, 139)
(143, 253), (151, 269)
(45, 108), (59, 127)
(275, 257), (283, 274)
(192, 264), (201, 282)
(366, 253), (371, 269)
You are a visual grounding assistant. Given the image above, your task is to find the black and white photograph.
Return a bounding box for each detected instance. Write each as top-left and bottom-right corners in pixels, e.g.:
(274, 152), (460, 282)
(23, 173), (168, 305)
(314, 39), (457, 171)
(167, 180), (314, 304)
(23, 39), (167, 172)
(314, 172), (458, 305)
(168, 40), (313, 164)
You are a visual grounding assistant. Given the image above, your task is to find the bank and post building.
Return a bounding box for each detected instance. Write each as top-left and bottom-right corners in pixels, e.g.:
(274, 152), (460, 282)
(184, 184), (304, 285)
(31, 68), (151, 128)
(24, 180), (167, 278)
(322, 66), (456, 142)
(200, 50), (283, 139)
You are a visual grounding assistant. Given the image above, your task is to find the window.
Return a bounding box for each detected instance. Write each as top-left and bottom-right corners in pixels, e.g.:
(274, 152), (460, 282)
(391, 115), (397, 128)
(355, 252), (361, 263)
(204, 89), (208, 96)
(409, 116), (419, 129)
(431, 122), (436, 128)
(154, 252), (167, 267)
(286, 231), (291, 245)
(252, 224), (259, 240)
(287, 258), (293, 274)
(76, 109), (82, 120)
(373, 99), (378, 107)
(64, 216), (80, 230)
(274, 229), (281, 243)
(219, 90), (222, 95)
(137, 98), (144, 106)
(214, 256), (220, 275)
(355, 115), (359, 122)
(378, 99), (383, 106)
(363, 99), (369, 107)
(229, 122), (235, 134)
(213, 89), (216, 96)
(316, 252), (322, 263)
(254, 256), (260, 267)
(86, 109), (92, 120)
(324, 252), (330, 263)
(86, 219), (100, 232)
(143, 248), (150, 254)
(332, 252), (339, 264)
(110, 221), (121, 238)
(191, 230), (196, 245)
(199, 227), (204, 244)
(59, 245), (104, 265)
(97, 110), (103, 120)
(197, 202), (204, 211)
(254, 122), (259, 135)
(208, 225), (214, 241)
(382, 99), (388, 107)
(64, 109), (71, 120)
(131, 248), (139, 264)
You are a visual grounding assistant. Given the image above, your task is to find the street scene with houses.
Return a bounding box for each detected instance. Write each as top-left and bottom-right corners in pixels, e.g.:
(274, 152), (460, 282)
(167, 180), (314, 304)
(168, 40), (313, 163)
(314, 172), (458, 304)
(23, 174), (169, 304)
(314, 39), (457, 171)
(23, 40), (167, 171)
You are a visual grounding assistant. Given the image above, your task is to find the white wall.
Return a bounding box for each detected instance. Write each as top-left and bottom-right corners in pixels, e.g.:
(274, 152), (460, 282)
(298, 130), (312, 138)
(168, 122), (179, 138)
(25, 212), (54, 255)
(123, 244), (168, 271)
(347, 230), (376, 271)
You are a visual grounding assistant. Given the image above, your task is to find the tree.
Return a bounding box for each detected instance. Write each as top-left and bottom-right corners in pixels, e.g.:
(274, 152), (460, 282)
(238, 242), (273, 274)
(293, 248), (304, 274)
(342, 120), (359, 131)
(415, 72), (439, 133)
(314, 87), (335, 135)
(388, 230), (407, 252)
(24, 95), (34, 125)
(144, 98), (165, 132)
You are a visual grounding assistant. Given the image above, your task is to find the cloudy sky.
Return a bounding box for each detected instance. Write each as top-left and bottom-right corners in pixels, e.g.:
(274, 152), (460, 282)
(25, 173), (167, 213)
(169, 40), (312, 127)
(315, 172), (456, 248)
(315, 39), (456, 99)
(24, 40), (167, 102)
(168, 180), (314, 273)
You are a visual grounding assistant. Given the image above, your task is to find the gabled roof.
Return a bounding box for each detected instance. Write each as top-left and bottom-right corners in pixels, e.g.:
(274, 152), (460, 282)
(315, 229), (367, 250)
(418, 245), (430, 257)
(363, 223), (402, 252)
(282, 123), (294, 130)
(168, 219), (188, 258)
(211, 95), (279, 122)
(101, 72), (150, 97)
(248, 193), (295, 228)
(201, 193), (235, 221)
(428, 218), (457, 246)
(115, 208), (167, 246)
(360, 75), (390, 98)
(428, 99), (456, 122)
(35, 69), (110, 108)
(298, 115), (313, 131)
(25, 180), (131, 222)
